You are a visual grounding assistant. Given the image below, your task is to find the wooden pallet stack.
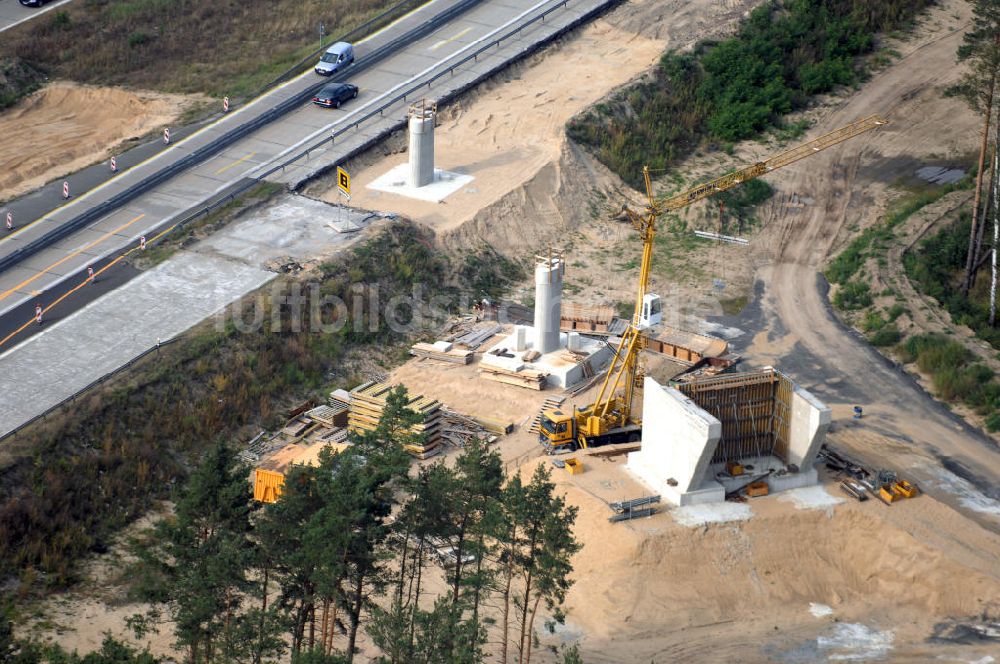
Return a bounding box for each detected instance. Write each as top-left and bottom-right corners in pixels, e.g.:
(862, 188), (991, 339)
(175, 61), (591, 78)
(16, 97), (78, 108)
(480, 364), (548, 390)
(410, 341), (474, 364)
(348, 381), (443, 458)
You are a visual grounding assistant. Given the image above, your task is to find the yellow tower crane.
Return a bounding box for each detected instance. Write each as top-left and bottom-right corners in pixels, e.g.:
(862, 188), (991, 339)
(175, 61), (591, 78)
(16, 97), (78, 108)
(538, 114), (888, 452)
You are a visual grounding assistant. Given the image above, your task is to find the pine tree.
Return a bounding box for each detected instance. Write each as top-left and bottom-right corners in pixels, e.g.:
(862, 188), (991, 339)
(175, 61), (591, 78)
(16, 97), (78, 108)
(154, 440), (267, 663)
(953, 0), (1000, 294)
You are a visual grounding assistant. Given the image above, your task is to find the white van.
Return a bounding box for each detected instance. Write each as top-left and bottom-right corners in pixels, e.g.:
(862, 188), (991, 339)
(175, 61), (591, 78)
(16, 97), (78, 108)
(315, 42), (354, 76)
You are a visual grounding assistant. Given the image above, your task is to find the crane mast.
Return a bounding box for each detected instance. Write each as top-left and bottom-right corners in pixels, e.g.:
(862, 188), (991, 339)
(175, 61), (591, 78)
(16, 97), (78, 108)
(579, 115), (888, 445)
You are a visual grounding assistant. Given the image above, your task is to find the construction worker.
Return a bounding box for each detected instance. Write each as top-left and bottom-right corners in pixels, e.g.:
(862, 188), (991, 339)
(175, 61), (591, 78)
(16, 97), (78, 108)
(35, 304), (42, 326)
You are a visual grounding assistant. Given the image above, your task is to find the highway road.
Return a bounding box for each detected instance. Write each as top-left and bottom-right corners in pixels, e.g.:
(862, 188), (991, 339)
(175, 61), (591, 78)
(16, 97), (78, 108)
(0, 0), (611, 352)
(0, 0), (72, 33)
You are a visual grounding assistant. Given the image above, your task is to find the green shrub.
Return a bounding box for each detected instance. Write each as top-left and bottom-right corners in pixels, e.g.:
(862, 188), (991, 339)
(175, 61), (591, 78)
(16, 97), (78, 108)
(833, 281), (872, 310)
(869, 325), (900, 347)
(567, 0), (934, 186)
(985, 412), (1000, 432)
(862, 311), (887, 332)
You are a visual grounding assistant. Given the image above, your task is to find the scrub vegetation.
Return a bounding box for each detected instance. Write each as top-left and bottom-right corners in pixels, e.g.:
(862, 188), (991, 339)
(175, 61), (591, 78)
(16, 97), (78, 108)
(0, 0), (419, 101)
(0, 222), (508, 593)
(567, 0), (934, 188)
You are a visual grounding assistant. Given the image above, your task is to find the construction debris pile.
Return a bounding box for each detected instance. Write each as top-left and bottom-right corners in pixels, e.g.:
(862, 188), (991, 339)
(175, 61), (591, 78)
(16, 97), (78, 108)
(819, 445), (921, 506)
(439, 407), (504, 448)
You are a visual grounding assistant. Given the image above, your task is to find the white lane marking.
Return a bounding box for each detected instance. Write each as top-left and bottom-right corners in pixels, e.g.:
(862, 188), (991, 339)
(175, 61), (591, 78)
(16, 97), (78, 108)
(430, 26), (472, 50)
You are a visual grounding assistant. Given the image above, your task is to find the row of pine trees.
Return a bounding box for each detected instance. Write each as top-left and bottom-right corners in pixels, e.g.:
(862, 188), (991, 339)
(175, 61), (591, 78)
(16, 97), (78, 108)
(132, 386), (581, 664)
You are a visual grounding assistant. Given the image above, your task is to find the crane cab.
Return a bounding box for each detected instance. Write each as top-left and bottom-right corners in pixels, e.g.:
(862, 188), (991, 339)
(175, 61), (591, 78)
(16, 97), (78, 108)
(539, 409), (575, 451)
(639, 294), (662, 329)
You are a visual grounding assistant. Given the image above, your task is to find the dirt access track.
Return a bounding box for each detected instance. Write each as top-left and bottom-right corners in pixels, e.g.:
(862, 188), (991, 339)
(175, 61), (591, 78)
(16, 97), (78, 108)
(725, 0), (1000, 529)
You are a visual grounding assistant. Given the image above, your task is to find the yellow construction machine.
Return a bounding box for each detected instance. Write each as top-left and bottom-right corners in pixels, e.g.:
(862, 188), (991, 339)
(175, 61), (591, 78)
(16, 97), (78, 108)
(539, 115), (888, 452)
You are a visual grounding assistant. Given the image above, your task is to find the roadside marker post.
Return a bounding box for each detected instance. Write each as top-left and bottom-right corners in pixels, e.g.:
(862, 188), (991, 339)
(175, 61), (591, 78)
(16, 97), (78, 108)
(140, 235), (147, 251)
(164, 128), (170, 144)
(87, 266), (95, 284)
(35, 304), (42, 325)
(223, 96), (230, 113)
(110, 156), (117, 173)
(5, 212), (11, 231)
(336, 167), (351, 224)
(62, 181), (69, 199)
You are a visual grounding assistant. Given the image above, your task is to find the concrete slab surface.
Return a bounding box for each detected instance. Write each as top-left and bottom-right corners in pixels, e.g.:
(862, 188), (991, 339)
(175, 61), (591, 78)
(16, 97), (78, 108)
(367, 164), (475, 202)
(0, 252), (275, 438)
(197, 196), (379, 265)
(0, 193), (388, 439)
(671, 502), (753, 528)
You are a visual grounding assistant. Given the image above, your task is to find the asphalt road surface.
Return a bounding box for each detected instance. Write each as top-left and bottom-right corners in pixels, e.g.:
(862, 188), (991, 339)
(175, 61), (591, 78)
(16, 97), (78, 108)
(0, 0), (72, 33)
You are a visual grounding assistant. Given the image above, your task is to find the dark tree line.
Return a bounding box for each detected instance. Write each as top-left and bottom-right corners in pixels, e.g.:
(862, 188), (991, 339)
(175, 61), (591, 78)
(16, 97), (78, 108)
(123, 386), (579, 664)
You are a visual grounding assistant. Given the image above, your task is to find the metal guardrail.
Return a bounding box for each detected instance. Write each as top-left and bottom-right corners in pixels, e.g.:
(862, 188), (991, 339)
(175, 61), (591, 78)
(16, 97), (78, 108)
(0, 0), (484, 276)
(260, 0), (582, 181)
(0, 0), (615, 444)
(2, 337), (180, 442)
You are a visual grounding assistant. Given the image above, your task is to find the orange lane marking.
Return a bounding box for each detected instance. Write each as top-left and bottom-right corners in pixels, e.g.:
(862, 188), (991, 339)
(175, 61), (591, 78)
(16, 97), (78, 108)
(0, 213), (145, 304)
(0, 225), (158, 350)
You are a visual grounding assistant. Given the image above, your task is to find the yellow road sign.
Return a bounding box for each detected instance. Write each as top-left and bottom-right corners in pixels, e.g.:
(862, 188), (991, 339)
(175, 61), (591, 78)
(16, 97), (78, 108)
(337, 167), (351, 197)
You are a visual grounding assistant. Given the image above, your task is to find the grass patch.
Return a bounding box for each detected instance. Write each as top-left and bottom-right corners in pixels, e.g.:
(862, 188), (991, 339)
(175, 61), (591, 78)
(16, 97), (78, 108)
(868, 324), (900, 347)
(720, 295), (749, 315)
(832, 281), (871, 310)
(0, 58), (46, 112)
(0, 0), (420, 102)
(567, 0), (933, 188)
(896, 333), (1000, 411)
(827, 181), (972, 286)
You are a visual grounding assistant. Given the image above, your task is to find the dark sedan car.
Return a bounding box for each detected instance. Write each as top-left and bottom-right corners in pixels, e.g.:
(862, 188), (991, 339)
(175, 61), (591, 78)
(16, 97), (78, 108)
(312, 83), (358, 109)
(19, 0), (49, 6)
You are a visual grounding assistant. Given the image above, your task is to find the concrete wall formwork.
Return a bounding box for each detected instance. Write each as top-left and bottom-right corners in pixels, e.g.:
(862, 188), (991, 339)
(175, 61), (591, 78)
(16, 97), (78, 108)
(787, 385), (832, 469)
(628, 370), (831, 506)
(627, 377), (723, 503)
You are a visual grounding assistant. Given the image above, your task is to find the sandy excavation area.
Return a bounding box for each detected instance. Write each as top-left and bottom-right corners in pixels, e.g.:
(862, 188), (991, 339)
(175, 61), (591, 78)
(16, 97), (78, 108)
(0, 82), (203, 200)
(19, 0), (1000, 660)
(315, 0), (759, 246)
(386, 357), (1000, 662)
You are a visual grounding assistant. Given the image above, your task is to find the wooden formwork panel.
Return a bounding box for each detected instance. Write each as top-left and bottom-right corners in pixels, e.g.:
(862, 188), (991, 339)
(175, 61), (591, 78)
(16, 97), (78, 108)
(676, 368), (792, 464)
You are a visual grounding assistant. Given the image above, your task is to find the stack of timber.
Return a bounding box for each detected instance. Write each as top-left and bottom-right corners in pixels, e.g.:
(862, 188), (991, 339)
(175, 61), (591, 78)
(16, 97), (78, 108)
(451, 323), (502, 349)
(529, 396), (566, 433)
(410, 340), (474, 364)
(441, 406), (513, 436)
(305, 403), (349, 428)
(349, 381), (443, 458)
(480, 364), (548, 390)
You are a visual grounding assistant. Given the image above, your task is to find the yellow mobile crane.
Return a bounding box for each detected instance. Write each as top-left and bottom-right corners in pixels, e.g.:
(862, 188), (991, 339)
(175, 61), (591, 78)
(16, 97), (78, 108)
(539, 115), (888, 452)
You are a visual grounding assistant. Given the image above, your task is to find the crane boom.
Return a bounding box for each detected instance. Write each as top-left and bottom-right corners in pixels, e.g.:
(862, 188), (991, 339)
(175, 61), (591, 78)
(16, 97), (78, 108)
(660, 114), (888, 212)
(588, 115), (888, 432)
(537, 115), (887, 452)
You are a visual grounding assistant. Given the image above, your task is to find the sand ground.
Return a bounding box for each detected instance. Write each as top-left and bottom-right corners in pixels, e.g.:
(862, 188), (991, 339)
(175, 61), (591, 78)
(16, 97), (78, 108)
(14, 0), (1000, 660)
(0, 82), (203, 201)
